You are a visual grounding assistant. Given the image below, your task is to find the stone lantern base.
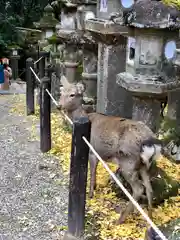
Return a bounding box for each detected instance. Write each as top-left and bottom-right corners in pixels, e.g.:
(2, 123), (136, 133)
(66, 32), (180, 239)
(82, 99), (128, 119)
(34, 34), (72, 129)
(117, 73), (169, 132)
(10, 55), (20, 80)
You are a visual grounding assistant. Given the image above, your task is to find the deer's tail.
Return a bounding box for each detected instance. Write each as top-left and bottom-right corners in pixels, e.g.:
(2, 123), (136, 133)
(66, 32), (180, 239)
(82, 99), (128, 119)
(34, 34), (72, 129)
(140, 137), (163, 169)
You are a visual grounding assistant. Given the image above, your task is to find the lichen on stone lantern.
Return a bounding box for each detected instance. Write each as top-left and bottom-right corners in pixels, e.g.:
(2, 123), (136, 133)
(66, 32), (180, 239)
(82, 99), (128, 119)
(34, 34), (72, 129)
(116, 0), (180, 132)
(84, 0), (133, 118)
(34, 3), (59, 49)
(75, 1), (97, 108)
(56, 0), (82, 83)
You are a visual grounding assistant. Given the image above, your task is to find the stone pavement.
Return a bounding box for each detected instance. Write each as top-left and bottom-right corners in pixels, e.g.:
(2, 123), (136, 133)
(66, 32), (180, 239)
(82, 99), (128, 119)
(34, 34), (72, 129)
(0, 82), (68, 240)
(0, 81), (26, 95)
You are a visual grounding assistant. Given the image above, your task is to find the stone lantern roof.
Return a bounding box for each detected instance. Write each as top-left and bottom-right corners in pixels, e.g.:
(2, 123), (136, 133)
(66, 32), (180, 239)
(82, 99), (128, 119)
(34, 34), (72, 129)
(34, 3), (59, 30)
(69, 0), (96, 4)
(53, 0), (77, 7)
(124, 0), (180, 29)
(44, 4), (54, 12)
(52, 0), (96, 7)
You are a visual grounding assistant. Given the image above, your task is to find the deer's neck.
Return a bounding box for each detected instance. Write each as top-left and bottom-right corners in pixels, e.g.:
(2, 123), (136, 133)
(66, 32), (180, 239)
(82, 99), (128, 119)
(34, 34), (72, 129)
(67, 105), (88, 121)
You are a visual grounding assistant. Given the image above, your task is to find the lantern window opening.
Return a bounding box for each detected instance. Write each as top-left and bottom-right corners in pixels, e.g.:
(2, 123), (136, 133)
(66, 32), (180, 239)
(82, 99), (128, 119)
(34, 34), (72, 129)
(127, 37), (135, 67)
(164, 40), (176, 60)
(121, 0), (134, 9)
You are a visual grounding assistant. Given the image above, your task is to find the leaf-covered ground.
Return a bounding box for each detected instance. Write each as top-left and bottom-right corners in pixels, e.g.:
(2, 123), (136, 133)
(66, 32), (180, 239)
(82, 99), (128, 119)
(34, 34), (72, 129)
(12, 96), (180, 240)
(163, 0), (180, 9)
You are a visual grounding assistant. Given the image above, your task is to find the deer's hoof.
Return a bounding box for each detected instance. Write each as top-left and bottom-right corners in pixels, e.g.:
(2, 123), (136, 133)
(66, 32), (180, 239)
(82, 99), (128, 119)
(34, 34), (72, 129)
(113, 218), (125, 225)
(116, 213), (126, 225)
(88, 192), (94, 199)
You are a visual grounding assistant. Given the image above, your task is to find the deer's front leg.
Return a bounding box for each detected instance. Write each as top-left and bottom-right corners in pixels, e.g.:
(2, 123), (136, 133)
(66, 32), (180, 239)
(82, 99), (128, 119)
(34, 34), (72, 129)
(89, 153), (98, 199)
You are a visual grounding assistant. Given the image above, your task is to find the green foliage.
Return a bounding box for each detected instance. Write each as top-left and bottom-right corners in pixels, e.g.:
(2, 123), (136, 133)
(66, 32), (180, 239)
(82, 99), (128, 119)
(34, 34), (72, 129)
(163, 0), (180, 9)
(1, 0), (180, 56)
(160, 117), (180, 145)
(0, 0), (51, 55)
(47, 35), (58, 44)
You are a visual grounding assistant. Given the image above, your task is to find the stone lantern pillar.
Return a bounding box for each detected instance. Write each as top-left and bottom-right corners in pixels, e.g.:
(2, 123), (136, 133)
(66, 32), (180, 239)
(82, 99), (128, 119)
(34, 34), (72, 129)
(57, 1), (82, 83)
(116, 0), (180, 132)
(34, 3), (59, 71)
(10, 48), (20, 80)
(85, 0), (132, 118)
(76, 1), (97, 110)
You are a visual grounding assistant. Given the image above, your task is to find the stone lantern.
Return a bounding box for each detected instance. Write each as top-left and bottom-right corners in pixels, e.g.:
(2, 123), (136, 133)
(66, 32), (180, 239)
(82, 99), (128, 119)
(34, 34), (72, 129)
(76, 1), (97, 110)
(56, 1), (82, 83)
(10, 48), (20, 80)
(85, 0), (132, 118)
(116, 0), (180, 132)
(34, 3), (59, 77)
(35, 4), (59, 45)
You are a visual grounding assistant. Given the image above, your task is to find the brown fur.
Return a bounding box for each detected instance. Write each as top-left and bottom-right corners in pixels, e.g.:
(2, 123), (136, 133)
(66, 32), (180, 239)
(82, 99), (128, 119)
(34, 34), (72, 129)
(59, 76), (158, 224)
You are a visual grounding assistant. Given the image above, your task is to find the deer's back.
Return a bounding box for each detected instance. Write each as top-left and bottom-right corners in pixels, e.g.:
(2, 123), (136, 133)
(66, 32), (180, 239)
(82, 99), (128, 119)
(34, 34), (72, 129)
(88, 113), (155, 159)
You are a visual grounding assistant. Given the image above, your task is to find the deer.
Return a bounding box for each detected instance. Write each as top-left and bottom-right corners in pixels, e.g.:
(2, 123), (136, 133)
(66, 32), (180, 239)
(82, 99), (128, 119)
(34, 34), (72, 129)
(58, 75), (163, 224)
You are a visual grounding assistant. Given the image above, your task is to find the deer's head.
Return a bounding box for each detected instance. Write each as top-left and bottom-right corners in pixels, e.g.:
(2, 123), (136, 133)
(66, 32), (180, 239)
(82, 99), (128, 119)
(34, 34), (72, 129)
(59, 75), (85, 112)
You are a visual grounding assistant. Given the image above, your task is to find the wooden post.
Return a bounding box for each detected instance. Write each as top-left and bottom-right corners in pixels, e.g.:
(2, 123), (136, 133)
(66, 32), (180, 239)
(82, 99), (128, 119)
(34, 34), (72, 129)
(26, 58), (35, 115)
(64, 117), (91, 240)
(37, 45), (40, 72)
(39, 55), (46, 79)
(40, 71), (51, 152)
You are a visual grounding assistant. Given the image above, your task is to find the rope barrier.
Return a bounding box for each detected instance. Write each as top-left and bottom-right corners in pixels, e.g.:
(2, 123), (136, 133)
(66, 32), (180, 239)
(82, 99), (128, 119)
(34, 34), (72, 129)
(30, 67), (41, 83)
(30, 68), (168, 240)
(30, 67), (73, 125)
(34, 56), (43, 65)
(14, 56), (43, 81)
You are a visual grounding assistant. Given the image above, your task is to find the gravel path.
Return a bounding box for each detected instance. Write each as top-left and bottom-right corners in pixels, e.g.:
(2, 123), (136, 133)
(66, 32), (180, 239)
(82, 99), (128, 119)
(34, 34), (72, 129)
(0, 92), (68, 240)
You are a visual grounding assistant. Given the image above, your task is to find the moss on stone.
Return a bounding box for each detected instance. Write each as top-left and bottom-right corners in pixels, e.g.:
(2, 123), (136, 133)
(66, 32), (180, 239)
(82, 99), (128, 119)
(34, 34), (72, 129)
(77, 64), (83, 75)
(47, 34), (57, 44)
(150, 166), (179, 206)
(159, 116), (180, 145)
(145, 218), (180, 240)
(35, 16), (59, 29)
(7, 45), (22, 49)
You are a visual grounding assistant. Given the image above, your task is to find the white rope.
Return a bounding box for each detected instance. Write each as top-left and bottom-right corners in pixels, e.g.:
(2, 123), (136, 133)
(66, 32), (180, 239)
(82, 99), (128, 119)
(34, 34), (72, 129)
(30, 66), (167, 240)
(45, 88), (73, 125)
(34, 56), (43, 65)
(82, 137), (168, 240)
(30, 67), (41, 83)
(59, 109), (73, 125)
(30, 67), (73, 125)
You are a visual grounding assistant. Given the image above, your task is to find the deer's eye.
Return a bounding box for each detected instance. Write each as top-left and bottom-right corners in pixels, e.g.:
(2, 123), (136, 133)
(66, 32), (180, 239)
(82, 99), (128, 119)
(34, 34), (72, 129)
(70, 94), (75, 98)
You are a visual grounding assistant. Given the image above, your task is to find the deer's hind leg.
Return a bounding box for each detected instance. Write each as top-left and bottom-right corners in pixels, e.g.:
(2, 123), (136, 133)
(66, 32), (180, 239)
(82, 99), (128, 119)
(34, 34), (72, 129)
(89, 152), (99, 198)
(140, 167), (153, 219)
(116, 159), (144, 224)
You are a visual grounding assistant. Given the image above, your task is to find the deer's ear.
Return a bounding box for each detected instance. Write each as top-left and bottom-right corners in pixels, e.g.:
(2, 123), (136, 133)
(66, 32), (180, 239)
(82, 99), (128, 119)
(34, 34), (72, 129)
(76, 82), (86, 94)
(60, 75), (70, 87)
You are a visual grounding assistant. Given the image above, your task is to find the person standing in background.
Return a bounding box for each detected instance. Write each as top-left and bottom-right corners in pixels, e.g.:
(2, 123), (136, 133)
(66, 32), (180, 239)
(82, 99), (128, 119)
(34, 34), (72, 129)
(2, 58), (12, 84)
(6, 64), (12, 85)
(0, 60), (5, 89)
(3, 63), (10, 90)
